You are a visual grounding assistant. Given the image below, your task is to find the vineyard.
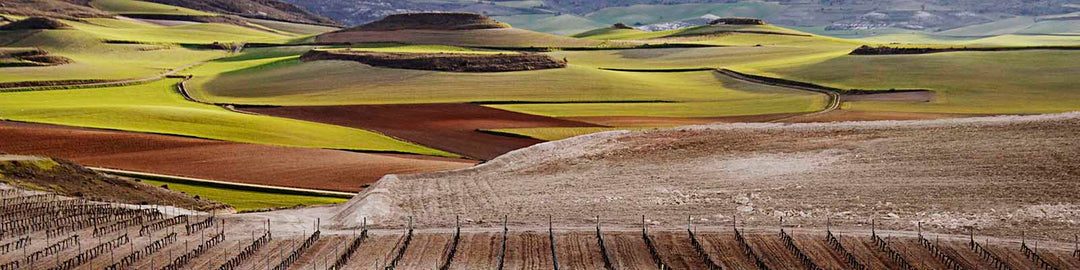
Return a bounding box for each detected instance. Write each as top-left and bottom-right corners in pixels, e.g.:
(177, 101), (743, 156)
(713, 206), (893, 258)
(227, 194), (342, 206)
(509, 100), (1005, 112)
(2, 186), (1079, 270)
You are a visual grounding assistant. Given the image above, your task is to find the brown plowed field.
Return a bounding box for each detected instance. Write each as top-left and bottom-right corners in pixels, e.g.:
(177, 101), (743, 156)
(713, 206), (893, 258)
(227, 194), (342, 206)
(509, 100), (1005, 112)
(603, 231), (656, 269)
(340, 233), (403, 269)
(789, 232), (850, 270)
(552, 230), (606, 269)
(564, 113), (802, 127)
(649, 231), (711, 269)
(0, 121), (474, 192)
(288, 235), (349, 269)
(697, 232), (757, 269)
(745, 233), (805, 269)
(449, 232), (499, 269)
(395, 232), (449, 269)
(887, 237), (950, 269)
(781, 110), (984, 123)
(938, 238), (1000, 269)
(240, 103), (598, 160)
(502, 231), (554, 269)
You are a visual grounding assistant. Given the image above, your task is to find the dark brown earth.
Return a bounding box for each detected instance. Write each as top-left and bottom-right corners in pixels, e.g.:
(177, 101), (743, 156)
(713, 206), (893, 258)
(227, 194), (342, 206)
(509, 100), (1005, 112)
(239, 103), (600, 160)
(849, 44), (1080, 55)
(300, 50), (566, 72)
(344, 12), (509, 31)
(0, 48), (72, 67)
(0, 121), (474, 192)
(709, 17), (766, 25)
(0, 155), (222, 210)
(0, 16), (70, 30)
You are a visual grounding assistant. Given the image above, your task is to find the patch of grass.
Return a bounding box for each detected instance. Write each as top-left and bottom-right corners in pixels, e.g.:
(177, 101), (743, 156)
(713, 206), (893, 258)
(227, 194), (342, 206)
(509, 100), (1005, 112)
(67, 19), (291, 44)
(0, 79), (456, 156)
(745, 50), (1080, 114)
(139, 179), (347, 212)
(549, 46), (850, 70)
(484, 127), (652, 141)
(90, 0), (216, 16)
(0, 28), (228, 83)
(247, 18), (339, 36)
(190, 57), (824, 110)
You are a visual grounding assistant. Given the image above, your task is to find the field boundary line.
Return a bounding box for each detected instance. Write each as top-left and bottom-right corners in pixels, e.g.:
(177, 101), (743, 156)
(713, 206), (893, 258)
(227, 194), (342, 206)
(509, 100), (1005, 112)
(0, 61), (206, 93)
(713, 68), (840, 122)
(89, 167), (355, 198)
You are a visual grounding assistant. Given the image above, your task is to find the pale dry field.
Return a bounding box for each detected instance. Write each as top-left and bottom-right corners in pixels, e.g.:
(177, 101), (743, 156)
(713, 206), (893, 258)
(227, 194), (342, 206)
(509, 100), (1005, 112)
(334, 113), (1080, 242)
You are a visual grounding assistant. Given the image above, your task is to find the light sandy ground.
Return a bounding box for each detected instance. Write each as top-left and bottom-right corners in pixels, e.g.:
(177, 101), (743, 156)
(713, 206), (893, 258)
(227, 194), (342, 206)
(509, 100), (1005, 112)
(333, 112), (1080, 242)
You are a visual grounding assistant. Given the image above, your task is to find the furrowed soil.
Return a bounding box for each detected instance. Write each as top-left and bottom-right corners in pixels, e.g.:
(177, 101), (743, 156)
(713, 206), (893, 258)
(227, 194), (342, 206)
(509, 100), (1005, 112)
(335, 112), (1080, 242)
(240, 103), (599, 160)
(0, 121), (474, 192)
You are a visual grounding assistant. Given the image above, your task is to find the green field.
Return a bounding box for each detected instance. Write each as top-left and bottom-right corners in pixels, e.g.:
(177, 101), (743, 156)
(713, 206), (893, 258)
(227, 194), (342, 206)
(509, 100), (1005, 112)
(90, 0), (215, 16)
(0, 79), (454, 156)
(140, 179), (348, 212)
(494, 14), (608, 36)
(744, 50), (1080, 114)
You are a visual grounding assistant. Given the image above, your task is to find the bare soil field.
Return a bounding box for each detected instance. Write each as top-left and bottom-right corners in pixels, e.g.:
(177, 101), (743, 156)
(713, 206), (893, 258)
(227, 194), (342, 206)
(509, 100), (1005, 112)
(841, 90), (935, 102)
(565, 113), (804, 127)
(300, 50), (566, 72)
(240, 103), (599, 160)
(0, 121), (474, 192)
(334, 113), (1080, 242)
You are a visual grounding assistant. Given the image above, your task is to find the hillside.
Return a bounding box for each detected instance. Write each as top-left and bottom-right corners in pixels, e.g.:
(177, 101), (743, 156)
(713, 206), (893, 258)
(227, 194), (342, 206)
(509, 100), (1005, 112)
(141, 0), (339, 25)
(0, 155), (222, 210)
(335, 113), (1080, 240)
(317, 13), (601, 47)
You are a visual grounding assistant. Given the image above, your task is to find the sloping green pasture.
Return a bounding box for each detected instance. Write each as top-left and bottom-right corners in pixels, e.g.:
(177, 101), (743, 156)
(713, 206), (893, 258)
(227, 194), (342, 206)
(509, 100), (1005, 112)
(744, 50), (1080, 114)
(139, 179), (347, 212)
(0, 79), (454, 156)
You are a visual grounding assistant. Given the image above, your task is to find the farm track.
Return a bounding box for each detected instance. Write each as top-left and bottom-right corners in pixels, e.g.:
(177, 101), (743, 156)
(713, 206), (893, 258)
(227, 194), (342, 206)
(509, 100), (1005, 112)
(713, 68), (841, 122)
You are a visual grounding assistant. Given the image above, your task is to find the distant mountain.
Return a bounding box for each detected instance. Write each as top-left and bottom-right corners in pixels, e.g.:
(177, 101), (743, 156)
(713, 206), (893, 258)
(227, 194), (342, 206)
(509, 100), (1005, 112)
(280, 0), (1079, 35)
(143, 0), (339, 25)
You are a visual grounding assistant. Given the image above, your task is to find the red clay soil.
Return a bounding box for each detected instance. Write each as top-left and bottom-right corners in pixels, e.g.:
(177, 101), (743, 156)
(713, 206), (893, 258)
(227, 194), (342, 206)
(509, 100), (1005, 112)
(0, 121), (475, 192)
(240, 103), (600, 160)
(564, 113), (804, 127)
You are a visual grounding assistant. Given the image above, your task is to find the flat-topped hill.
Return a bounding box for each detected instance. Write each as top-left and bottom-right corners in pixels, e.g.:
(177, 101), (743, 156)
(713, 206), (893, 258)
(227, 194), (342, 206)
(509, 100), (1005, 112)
(347, 12), (510, 31)
(300, 49), (566, 72)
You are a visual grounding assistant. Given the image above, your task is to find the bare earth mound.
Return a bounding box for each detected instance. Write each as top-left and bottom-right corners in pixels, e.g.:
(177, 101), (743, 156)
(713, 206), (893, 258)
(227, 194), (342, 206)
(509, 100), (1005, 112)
(334, 113), (1080, 241)
(347, 12), (509, 31)
(300, 50), (566, 72)
(0, 48), (73, 67)
(0, 17), (70, 30)
(0, 121), (474, 192)
(0, 155), (222, 210)
(709, 17), (766, 25)
(240, 103), (600, 160)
